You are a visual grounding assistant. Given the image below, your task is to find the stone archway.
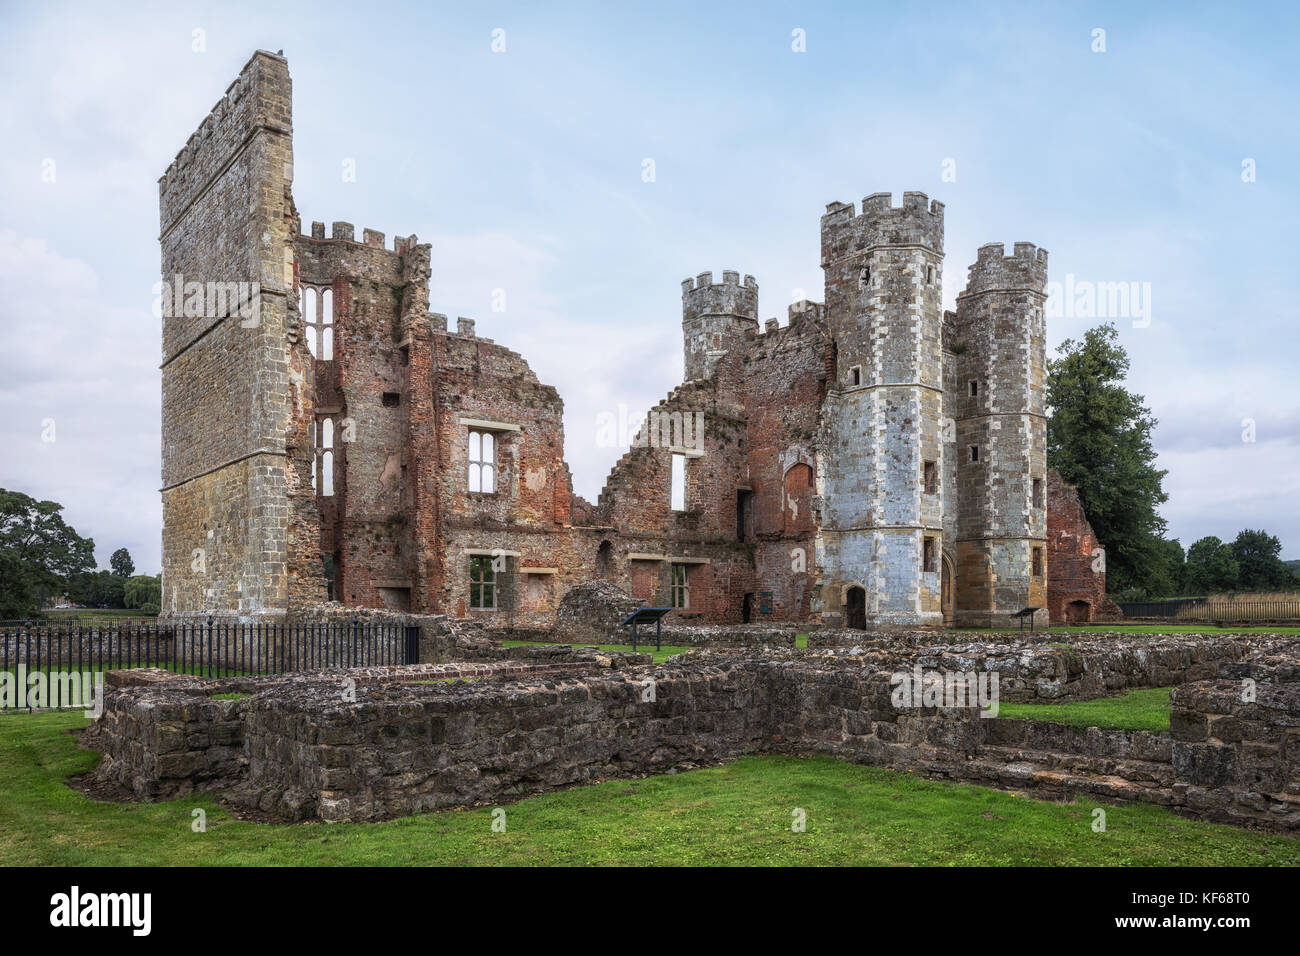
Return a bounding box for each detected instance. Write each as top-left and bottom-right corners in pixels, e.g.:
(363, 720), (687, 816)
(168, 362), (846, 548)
(941, 552), (955, 627)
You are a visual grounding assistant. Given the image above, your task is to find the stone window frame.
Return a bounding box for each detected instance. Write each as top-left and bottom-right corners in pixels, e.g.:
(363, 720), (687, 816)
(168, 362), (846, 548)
(968, 379), (979, 398)
(1032, 477), (1044, 509)
(469, 555), (496, 610)
(969, 444), (980, 463)
(1032, 546), (1044, 578)
(848, 365), (862, 387)
(670, 562), (690, 609)
(299, 284), (334, 360)
(670, 452), (688, 512)
(312, 416), (335, 497)
(922, 536), (937, 573)
(468, 430), (498, 494)
(922, 460), (938, 494)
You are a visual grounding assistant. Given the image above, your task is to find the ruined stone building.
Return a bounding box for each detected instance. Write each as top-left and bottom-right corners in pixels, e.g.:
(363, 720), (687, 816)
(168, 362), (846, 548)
(159, 51), (1110, 629)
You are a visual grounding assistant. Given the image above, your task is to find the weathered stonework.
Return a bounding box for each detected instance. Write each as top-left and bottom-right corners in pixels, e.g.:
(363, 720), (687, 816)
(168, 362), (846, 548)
(86, 632), (1300, 830)
(159, 52), (1106, 631)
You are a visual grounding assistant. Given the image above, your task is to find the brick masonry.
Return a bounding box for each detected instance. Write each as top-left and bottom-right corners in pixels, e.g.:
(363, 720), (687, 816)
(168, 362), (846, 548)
(159, 52), (1108, 631)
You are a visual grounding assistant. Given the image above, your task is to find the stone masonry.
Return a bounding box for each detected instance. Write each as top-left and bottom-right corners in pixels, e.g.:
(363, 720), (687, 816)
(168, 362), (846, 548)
(159, 51), (1108, 629)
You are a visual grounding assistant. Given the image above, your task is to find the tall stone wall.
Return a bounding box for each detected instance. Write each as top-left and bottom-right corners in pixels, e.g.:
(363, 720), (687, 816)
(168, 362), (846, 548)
(817, 193), (946, 626)
(950, 242), (1049, 628)
(159, 50), (313, 619)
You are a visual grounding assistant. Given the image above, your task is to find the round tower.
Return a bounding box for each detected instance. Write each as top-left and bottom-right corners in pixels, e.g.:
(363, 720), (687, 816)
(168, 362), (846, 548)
(681, 270), (759, 381)
(816, 191), (946, 627)
(950, 241), (1049, 627)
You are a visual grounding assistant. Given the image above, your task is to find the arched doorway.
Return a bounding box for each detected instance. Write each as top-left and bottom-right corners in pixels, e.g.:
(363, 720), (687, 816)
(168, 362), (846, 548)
(595, 540), (612, 579)
(845, 585), (866, 630)
(941, 553), (955, 627)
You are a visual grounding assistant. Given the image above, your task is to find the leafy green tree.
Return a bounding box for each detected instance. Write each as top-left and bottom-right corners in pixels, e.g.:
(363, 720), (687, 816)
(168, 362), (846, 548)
(1185, 536), (1239, 594)
(0, 489), (96, 619)
(110, 547), (134, 578)
(1230, 529), (1296, 590)
(1148, 537), (1186, 598)
(124, 574), (162, 611)
(1047, 324), (1169, 594)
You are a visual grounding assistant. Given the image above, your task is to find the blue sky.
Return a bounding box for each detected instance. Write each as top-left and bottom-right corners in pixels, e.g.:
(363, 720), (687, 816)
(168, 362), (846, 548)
(1, 0), (1297, 573)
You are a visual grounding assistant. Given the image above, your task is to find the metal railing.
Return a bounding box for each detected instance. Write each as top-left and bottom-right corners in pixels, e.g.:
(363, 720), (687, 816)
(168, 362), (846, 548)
(1, 620), (415, 711)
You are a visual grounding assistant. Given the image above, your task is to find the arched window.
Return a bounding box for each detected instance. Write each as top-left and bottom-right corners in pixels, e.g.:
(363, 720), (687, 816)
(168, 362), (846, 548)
(299, 284), (334, 360)
(315, 416), (334, 496)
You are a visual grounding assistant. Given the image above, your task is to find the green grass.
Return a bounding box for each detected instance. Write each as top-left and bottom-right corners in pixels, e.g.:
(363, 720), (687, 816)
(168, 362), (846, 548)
(210, 693), (251, 701)
(500, 641), (692, 665)
(1, 711), (1296, 865)
(962, 623), (1300, 636)
(795, 632), (808, 649)
(995, 687), (1172, 733)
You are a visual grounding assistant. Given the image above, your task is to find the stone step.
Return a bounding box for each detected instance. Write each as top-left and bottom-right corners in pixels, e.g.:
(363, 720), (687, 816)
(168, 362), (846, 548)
(976, 743), (1175, 787)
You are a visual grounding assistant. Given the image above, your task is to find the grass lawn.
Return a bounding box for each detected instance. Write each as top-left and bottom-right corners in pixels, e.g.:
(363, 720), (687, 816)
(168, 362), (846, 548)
(1, 711), (1296, 865)
(500, 641), (692, 665)
(960, 624), (1300, 636)
(994, 687), (1172, 733)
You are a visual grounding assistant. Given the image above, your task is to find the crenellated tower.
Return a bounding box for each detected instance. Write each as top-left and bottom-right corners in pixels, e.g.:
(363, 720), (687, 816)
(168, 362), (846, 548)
(950, 241), (1049, 627)
(681, 270), (759, 381)
(816, 191), (946, 626)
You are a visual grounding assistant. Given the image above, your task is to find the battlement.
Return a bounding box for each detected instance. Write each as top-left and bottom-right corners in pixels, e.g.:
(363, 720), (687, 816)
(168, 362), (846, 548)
(960, 241), (1050, 297)
(820, 190), (945, 264)
(302, 221), (421, 255)
(681, 269), (760, 324)
(158, 50), (291, 233)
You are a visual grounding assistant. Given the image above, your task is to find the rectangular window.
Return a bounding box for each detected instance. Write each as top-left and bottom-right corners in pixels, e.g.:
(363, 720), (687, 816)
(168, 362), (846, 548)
(670, 453), (686, 511)
(468, 430), (496, 493)
(923, 460), (937, 494)
(1032, 477), (1044, 508)
(1032, 547), (1044, 578)
(469, 555), (496, 609)
(969, 380), (979, 397)
(969, 445), (979, 463)
(849, 366), (861, 387)
(671, 563), (690, 608)
(923, 537), (936, 573)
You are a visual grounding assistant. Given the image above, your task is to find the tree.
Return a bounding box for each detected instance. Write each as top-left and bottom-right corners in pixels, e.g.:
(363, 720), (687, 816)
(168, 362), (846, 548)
(1230, 529), (1296, 590)
(0, 489), (96, 618)
(124, 574), (162, 612)
(110, 547), (135, 578)
(1185, 536), (1239, 594)
(1149, 537), (1187, 598)
(1047, 324), (1169, 594)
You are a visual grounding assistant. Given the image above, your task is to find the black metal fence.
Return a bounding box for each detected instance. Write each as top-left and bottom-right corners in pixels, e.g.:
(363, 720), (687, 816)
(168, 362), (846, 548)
(0, 621), (417, 711)
(1116, 596), (1300, 622)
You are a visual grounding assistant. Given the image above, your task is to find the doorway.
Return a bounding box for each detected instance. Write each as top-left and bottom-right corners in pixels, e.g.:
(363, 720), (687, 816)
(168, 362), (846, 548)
(845, 585), (866, 630)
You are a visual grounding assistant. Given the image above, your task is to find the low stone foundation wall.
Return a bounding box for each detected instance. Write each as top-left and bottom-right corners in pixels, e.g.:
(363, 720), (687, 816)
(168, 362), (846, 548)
(83, 635), (1300, 831)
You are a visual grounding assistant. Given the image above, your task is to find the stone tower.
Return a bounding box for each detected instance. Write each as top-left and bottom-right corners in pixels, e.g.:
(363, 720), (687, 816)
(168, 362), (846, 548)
(816, 192), (946, 626)
(950, 242), (1049, 627)
(681, 270), (759, 381)
(158, 50), (323, 619)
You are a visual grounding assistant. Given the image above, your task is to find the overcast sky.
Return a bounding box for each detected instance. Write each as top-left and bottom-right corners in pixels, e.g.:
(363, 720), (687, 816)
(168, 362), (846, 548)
(1, 0), (1297, 574)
